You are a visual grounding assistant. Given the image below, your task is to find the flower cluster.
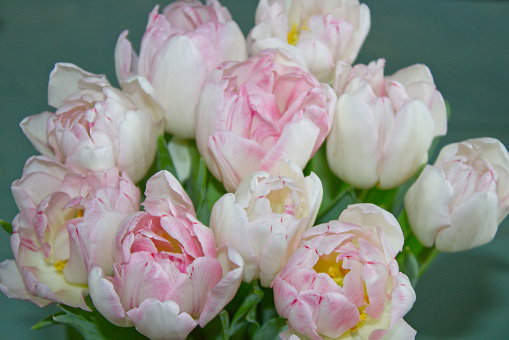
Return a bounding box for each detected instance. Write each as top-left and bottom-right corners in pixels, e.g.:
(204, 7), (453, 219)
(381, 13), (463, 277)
(1, 0), (508, 339)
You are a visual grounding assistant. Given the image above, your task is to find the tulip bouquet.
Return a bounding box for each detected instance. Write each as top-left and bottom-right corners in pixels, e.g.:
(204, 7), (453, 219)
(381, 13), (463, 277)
(1, 0), (508, 339)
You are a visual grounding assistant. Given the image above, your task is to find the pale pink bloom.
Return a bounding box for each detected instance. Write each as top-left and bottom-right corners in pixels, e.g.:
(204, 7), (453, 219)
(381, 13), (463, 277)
(405, 138), (509, 252)
(115, 0), (247, 138)
(0, 157), (140, 309)
(195, 49), (336, 192)
(210, 160), (322, 287)
(249, 0), (370, 83)
(273, 204), (416, 340)
(20, 63), (164, 183)
(327, 59), (447, 189)
(89, 171), (244, 339)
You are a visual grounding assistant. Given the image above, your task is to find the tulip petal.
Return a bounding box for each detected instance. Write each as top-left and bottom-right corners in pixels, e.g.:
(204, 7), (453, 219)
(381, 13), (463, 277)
(20, 112), (54, 158)
(48, 63), (107, 108)
(379, 100), (434, 189)
(404, 165), (453, 247)
(127, 299), (197, 340)
(437, 191), (499, 252)
(88, 266), (132, 327)
(149, 35), (208, 138)
(114, 30), (138, 82)
(0, 260), (52, 307)
(199, 246), (244, 327)
(208, 131), (266, 192)
(327, 94), (380, 189)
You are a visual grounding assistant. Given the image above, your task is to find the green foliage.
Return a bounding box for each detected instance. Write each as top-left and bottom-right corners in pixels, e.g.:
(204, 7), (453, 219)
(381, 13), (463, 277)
(305, 143), (351, 222)
(155, 133), (178, 178)
(252, 317), (288, 340)
(136, 133), (178, 202)
(32, 297), (148, 340)
(397, 246), (419, 286)
(1, 219), (12, 235)
(184, 142), (226, 225)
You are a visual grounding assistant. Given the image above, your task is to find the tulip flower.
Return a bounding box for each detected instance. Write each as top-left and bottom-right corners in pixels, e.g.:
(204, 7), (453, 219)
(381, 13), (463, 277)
(20, 63), (164, 183)
(327, 59), (447, 189)
(273, 204), (416, 340)
(0, 157), (140, 309)
(89, 171), (244, 339)
(115, 0), (248, 138)
(210, 160), (322, 287)
(195, 49), (336, 192)
(249, 0), (370, 83)
(405, 138), (509, 252)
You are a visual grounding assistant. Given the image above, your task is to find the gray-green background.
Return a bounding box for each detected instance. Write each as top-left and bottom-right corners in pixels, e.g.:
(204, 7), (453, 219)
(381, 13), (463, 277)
(0, 0), (508, 338)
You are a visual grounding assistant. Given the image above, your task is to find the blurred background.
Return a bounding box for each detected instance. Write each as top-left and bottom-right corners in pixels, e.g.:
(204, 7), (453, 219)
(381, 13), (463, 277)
(0, 0), (508, 338)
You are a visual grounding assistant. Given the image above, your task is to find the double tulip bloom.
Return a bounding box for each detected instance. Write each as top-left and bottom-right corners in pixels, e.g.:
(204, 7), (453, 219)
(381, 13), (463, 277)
(196, 49), (336, 192)
(405, 138), (509, 252)
(210, 160), (322, 287)
(327, 59), (447, 189)
(0, 157), (140, 310)
(89, 171), (244, 339)
(115, 0), (248, 138)
(273, 204), (416, 340)
(20, 63), (164, 183)
(249, 0), (371, 83)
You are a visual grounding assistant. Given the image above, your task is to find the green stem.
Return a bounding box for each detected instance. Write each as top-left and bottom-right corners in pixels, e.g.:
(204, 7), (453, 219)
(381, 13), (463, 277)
(354, 188), (370, 203)
(317, 186), (354, 219)
(417, 246), (440, 278)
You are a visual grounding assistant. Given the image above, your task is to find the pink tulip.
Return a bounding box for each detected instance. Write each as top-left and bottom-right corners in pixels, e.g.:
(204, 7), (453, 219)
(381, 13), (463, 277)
(20, 63), (164, 183)
(273, 204), (416, 340)
(405, 138), (509, 252)
(88, 171), (244, 339)
(195, 49), (336, 192)
(115, 0), (247, 138)
(210, 160), (322, 287)
(327, 59), (447, 189)
(0, 157), (140, 309)
(249, 0), (371, 83)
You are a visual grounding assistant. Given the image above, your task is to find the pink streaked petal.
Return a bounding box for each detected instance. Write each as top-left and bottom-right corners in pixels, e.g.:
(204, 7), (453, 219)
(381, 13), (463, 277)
(88, 266), (132, 327)
(261, 118), (319, 173)
(0, 260), (52, 307)
(199, 246), (244, 327)
(301, 290), (359, 338)
(208, 131), (266, 192)
(114, 30), (138, 82)
(143, 170), (195, 215)
(48, 63), (107, 108)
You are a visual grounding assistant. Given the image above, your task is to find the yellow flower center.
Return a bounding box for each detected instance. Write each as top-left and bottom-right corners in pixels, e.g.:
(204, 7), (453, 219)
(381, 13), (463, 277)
(287, 23), (308, 46)
(75, 209), (84, 218)
(314, 254), (349, 287)
(314, 252), (371, 333)
(54, 260), (68, 271)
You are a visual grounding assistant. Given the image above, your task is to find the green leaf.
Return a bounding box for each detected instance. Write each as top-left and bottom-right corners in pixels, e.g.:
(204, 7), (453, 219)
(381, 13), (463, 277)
(1, 219), (13, 235)
(417, 246), (440, 278)
(32, 313), (63, 330)
(315, 188), (355, 225)
(246, 307), (260, 338)
(155, 134), (178, 177)
(396, 246), (419, 286)
(49, 300), (148, 340)
(253, 317), (288, 340)
(397, 210), (411, 240)
(362, 187), (399, 211)
(219, 310), (230, 340)
(135, 133), (178, 202)
(305, 143), (350, 219)
(229, 282), (264, 337)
